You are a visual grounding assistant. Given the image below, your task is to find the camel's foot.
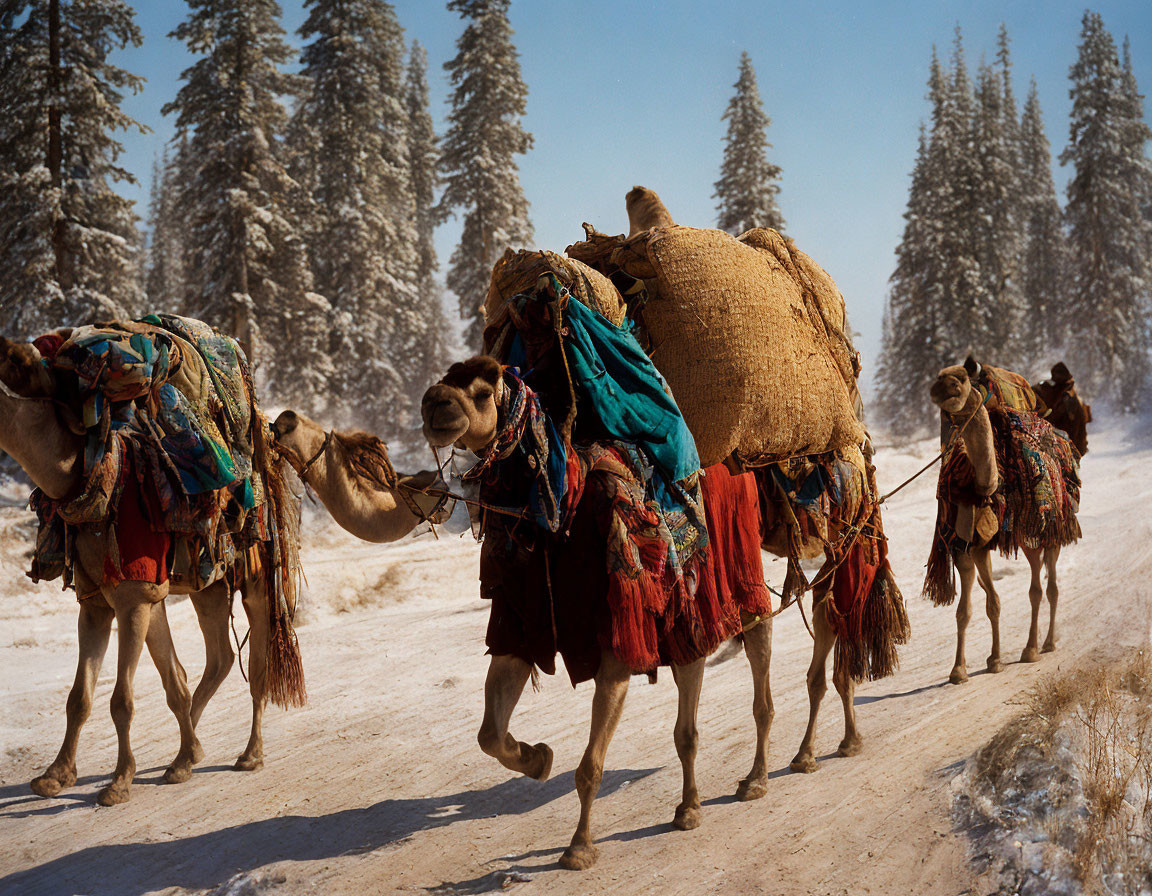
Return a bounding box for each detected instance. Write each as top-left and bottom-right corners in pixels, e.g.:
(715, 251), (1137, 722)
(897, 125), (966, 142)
(837, 734), (864, 758)
(559, 842), (599, 871)
(673, 801), (702, 831)
(163, 758), (194, 785)
(789, 754), (819, 774)
(526, 743), (553, 782)
(949, 665), (969, 685)
(1020, 646), (1040, 664)
(234, 751), (264, 772)
(190, 740), (205, 764)
(735, 775), (768, 802)
(987, 657), (1004, 674)
(97, 781), (132, 807)
(30, 764), (77, 798)
(1042, 639), (1056, 654)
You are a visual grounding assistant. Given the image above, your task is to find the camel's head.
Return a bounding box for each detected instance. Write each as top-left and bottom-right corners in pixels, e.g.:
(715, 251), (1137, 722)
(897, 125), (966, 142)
(0, 336), (54, 399)
(930, 365), (973, 415)
(421, 356), (503, 453)
(272, 409), (327, 472)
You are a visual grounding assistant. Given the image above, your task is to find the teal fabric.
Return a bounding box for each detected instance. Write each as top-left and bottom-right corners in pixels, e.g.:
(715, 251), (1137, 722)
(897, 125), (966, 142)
(560, 289), (701, 483)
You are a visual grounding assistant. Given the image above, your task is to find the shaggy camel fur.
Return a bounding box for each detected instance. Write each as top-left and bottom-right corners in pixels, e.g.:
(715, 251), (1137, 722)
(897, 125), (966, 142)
(930, 365), (1062, 685)
(421, 357), (775, 871)
(272, 410), (450, 543)
(0, 337), (282, 805)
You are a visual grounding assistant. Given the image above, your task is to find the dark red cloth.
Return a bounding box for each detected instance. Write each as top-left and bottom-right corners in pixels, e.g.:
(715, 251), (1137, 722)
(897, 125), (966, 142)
(696, 464), (772, 619)
(102, 466), (170, 586)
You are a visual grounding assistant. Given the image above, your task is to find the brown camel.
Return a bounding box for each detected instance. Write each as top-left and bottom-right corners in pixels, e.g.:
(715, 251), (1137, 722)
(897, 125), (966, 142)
(927, 365), (1079, 684)
(1033, 362), (1089, 456)
(421, 357), (775, 871)
(272, 410), (451, 543)
(0, 336), (291, 805)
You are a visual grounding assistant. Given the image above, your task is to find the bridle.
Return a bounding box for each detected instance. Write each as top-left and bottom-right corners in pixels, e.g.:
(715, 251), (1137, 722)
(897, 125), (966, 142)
(0, 375), (55, 404)
(294, 430), (332, 483)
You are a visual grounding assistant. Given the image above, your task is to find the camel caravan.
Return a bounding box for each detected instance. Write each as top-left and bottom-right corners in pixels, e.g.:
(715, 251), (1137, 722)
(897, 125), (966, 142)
(0, 187), (1088, 868)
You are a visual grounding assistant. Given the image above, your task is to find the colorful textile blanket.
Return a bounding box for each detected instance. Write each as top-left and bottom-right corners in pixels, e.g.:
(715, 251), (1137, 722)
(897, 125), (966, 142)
(924, 406), (1081, 606)
(978, 365), (1042, 414)
(30, 315), (263, 590)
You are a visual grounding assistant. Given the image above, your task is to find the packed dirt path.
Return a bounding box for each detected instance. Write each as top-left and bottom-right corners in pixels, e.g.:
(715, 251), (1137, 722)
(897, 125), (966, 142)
(0, 424), (1148, 896)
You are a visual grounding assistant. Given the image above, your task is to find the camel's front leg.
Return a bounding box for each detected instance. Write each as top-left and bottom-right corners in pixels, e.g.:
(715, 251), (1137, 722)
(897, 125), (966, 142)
(235, 575), (269, 771)
(949, 551), (976, 684)
(477, 654), (553, 780)
(791, 593), (835, 773)
(736, 611), (774, 801)
(31, 598), (115, 798)
(1042, 546), (1061, 653)
(670, 658), (705, 831)
(560, 651), (630, 871)
(1020, 547), (1044, 663)
(99, 585), (162, 806)
(144, 600), (203, 784)
(973, 548), (1003, 672)
(188, 581), (235, 729)
(832, 653), (861, 757)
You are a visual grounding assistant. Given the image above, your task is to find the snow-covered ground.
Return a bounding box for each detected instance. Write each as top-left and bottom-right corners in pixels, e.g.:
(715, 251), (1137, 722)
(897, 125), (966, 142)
(0, 419), (1149, 896)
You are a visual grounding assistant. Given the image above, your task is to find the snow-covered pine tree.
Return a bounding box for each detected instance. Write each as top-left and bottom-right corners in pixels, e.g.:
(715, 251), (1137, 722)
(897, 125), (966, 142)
(1017, 80), (1068, 363)
(164, 0), (333, 414)
(875, 123), (940, 435)
(714, 51), (785, 235)
(1059, 11), (1152, 409)
(287, 0), (419, 435)
(404, 39), (448, 414)
(972, 39), (1025, 361)
(1119, 37), (1152, 298)
(145, 146), (186, 309)
(0, 0), (146, 339)
(439, 0), (533, 349)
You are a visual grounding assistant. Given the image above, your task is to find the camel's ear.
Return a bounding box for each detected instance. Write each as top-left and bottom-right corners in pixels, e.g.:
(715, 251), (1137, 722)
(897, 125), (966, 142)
(273, 410), (299, 437)
(963, 355), (979, 378)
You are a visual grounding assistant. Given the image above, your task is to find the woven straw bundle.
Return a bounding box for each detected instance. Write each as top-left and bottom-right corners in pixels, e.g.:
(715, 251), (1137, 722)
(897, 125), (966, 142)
(601, 225), (864, 466)
(484, 248), (627, 332)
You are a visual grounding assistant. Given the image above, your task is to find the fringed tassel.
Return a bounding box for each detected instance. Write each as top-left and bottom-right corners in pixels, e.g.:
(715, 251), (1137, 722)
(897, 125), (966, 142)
(856, 567), (910, 682)
(606, 573), (661, 673)
(923, 503), (957, 607)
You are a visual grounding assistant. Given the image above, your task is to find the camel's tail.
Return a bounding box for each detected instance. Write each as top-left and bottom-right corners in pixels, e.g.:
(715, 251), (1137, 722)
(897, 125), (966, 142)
(254, 415), (307, 708)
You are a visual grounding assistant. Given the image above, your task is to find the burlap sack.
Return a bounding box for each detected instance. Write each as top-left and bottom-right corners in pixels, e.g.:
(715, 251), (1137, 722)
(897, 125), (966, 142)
(484, 248), (627, 332)
(595, 225), (864, 467)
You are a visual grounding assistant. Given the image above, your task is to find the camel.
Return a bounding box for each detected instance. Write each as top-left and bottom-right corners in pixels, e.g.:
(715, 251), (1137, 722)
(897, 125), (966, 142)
(926, 365), (1081, 684)
(0, 334), (294, 805)
(1033, 362), (1090, 457)
(421, 356), (775, 871)
(271, 410), (451, 542)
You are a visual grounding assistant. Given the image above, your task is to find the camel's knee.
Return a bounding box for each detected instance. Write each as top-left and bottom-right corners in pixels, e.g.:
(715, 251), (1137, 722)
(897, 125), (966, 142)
(110, 684), (133, 728)
(673, 723), (699, 759)
(477, 723), (505, 759)
(574, 758), (603, 797)
(753, 700), (775, 730)
(65, 683), (94, 724)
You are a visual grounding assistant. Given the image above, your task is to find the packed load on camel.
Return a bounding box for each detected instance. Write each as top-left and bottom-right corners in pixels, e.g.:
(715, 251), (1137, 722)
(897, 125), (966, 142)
(25, 314), (305, 706)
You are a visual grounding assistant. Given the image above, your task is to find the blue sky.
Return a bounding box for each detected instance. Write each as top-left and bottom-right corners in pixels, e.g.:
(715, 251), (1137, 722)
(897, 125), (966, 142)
(115, 1), (1152, 380)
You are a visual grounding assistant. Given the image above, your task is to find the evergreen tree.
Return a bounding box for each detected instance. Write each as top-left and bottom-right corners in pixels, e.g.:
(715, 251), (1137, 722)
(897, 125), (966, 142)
(0, 0), (146, 339)
(875, 124), (940, 434)
(287, 0), (417, 434)
(145, 146), (186, 308)
(439, 0), (533, 348)
(714, 51), (785, 235)
(1059, 11), (1152, 409)
(404, 39), (448, 412)
(164, 0), (333, 412)
(1017, 81), (1068, 362)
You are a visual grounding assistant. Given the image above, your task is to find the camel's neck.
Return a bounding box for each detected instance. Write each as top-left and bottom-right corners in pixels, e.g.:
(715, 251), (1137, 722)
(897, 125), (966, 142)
(0, 388), (82, 500)
(955, 391), (998, 496)
(304, 440), (423, 544)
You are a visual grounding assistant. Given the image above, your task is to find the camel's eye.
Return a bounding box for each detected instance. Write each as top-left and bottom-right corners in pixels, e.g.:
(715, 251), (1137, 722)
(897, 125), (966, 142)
(475, 386), (494, 403)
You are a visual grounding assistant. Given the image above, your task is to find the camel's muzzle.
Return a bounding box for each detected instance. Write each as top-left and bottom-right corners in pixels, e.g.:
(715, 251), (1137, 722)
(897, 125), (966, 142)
(421, 386), (470, 448)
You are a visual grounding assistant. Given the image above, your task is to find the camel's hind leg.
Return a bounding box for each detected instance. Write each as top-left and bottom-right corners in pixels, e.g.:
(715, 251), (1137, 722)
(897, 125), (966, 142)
(560, 651), (630, 871)
(1042, 546), (1061, 653)
(476, 654), (554, 781)
(1021, 547), (1044, 663)
(30, 597), (114, 798)
(949, 551), (977, 684)
(98, 584), (165, 806)
(973, 548), (1003, 673)
(670, 658), (705, 831)
(832, 651), (862, 757)
(790, 593), (835, 773)
(736, 611), (774, 801)
(235, 572), (268, 771)
(189, 580), (235, 729)
(144, 599), (202, 784)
